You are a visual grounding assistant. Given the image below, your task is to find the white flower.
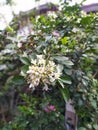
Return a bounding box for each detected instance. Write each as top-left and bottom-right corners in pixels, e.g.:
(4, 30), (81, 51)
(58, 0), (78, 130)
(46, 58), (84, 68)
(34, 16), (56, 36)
(31, 59), (37, 65)
(29, 84), (34, 88)
(43, 84), (49, 91)
(17, 42), (22, 48)
(76, 18), (81, 23)
(72, 28), (80, 33)
(24, 55), (62, 90)
(81, 11), (87, 17)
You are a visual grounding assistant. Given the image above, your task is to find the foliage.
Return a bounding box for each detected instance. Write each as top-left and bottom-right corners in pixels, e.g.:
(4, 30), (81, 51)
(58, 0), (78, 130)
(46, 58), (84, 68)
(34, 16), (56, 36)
(0, 1), (98, 130)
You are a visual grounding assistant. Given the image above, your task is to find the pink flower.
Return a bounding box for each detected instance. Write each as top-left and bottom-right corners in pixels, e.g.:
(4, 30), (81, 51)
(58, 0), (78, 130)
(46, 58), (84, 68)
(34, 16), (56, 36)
(48, 105), (55, 111)
(44, 107), (50, 113)
(43, 105), (56, 113)
(52, 31), (60, 38)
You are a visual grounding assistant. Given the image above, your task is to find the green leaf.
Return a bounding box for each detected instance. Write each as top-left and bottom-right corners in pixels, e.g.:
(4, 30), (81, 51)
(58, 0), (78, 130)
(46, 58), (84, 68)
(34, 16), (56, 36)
(58, 86), (70, 102)
(64, 68), (72, 75)
(63, 60), (74, 66)
(81, 16), (93, 26)
(78, 127), (86, 130)
(20, 57), (31, 65)
(5, 43), (16, 49)
(61, 37), (69, 44)
(93, 124), (98, 129)
(58, 79), (64, 88)
(12, 75), (26, 85)
(21, 65), (29, 73)
(91, 101), (97, 108)
(57, 79), (70, 102)
(59, 77), (72, 85)
(53, 56), (74, 66)
(53, 56), (68, 61)
(82, 79), (88, 86)
(6, 26), (14, 33)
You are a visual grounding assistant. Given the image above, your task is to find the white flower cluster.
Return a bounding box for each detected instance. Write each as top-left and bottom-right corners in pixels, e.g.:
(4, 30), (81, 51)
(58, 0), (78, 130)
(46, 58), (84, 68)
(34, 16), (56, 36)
(26, 55), (62, 90)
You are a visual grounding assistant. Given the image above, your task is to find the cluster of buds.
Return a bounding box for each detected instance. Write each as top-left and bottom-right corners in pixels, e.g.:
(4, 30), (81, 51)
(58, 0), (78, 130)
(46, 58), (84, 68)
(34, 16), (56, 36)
(26, 55), (61, 90)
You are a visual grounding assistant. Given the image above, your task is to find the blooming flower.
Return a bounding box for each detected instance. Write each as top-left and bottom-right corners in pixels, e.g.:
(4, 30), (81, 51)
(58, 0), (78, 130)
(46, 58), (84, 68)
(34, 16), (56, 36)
(44, 107), (50, 113)
(48, 105), (55, 111)
(17, 42), (22, 48)
(81, 10), (87, 17)
(52, 31), (60, 38)
(25, 55), (62, 90)
(43, 105), (56, 113)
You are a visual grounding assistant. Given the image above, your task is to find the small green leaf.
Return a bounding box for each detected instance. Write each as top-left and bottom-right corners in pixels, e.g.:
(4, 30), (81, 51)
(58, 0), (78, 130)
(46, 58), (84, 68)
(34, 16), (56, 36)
(63, 60), (74, 66)
(64, 68), (72, 75)
(81, 16), (93, 25)
(93, 124), (98, 129)
(20, 57), (31, 65)
(91, 101), (97, 108)
(82, 79), (88, 86)
(57, 79), (70, 102)
(78, 127), (86, 130)
(59, 77), (72, 85)
(59, 87), (67, 102)
(12, 75), (26, 85)
(61, 37), (69, 44)
(58, 79), (64, 88)
(53, 56), (74, 66)
(58, 87), (70, 102)
(5, 43), (16, 49)
(7, 26), (14, 33)
(21, 65), (29, 73)
(53, 56), (68, 61)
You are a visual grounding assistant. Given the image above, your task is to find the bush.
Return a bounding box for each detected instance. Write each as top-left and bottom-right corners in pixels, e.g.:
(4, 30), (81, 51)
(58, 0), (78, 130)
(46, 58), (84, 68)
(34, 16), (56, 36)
(0, 1), (98, 130)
